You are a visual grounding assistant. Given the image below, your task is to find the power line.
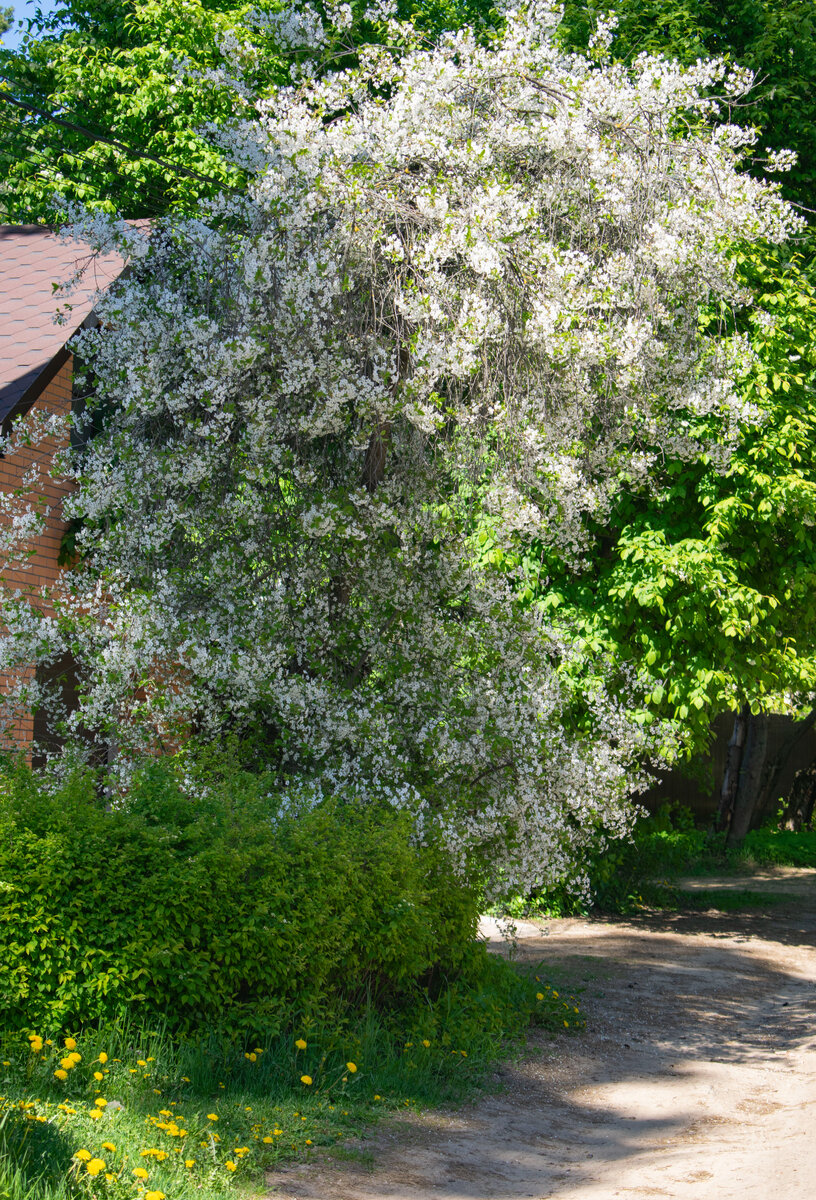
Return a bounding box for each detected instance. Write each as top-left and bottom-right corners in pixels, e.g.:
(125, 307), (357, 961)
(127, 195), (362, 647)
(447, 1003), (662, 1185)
(0, 82), (244, 195)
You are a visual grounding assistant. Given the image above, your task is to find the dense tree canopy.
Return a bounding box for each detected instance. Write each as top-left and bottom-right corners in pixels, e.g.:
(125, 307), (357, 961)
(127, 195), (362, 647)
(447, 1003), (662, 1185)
(0, 0), (497, 219)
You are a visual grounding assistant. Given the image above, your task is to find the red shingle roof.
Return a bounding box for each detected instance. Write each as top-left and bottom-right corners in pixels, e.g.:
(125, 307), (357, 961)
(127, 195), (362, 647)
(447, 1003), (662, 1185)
(0, 225), (125, 424)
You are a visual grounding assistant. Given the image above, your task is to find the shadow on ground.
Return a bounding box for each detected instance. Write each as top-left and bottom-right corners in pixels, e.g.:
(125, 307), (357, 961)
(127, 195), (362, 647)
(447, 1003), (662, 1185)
(267, 893), (816, 1199)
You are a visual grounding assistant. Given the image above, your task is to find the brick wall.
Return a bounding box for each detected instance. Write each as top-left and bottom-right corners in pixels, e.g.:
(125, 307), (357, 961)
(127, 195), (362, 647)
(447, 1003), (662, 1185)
(0, 355), (75, 753)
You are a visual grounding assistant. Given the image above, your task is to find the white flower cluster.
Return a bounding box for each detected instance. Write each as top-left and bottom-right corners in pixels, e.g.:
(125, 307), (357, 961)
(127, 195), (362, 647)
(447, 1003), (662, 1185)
(0, 4), (799, 893)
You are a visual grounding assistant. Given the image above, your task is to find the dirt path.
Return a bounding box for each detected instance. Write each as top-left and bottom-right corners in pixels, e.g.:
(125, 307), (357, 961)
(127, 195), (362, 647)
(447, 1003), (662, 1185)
(267, 870), (816, 1200)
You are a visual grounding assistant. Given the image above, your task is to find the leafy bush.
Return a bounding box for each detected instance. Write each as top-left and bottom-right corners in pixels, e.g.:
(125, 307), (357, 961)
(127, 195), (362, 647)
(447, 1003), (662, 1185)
(738, 827), (816, 868)
(0, 757), (480, 1036)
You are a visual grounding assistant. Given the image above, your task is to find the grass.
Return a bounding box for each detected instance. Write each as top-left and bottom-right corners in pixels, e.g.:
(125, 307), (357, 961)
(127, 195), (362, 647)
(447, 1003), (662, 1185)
(0, 960), (585, 1200)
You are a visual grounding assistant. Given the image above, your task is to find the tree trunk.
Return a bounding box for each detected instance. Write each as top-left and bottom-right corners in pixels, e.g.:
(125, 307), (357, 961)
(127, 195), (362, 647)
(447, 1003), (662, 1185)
(716, 704), (750, 832)
(726, 711), (770, 848)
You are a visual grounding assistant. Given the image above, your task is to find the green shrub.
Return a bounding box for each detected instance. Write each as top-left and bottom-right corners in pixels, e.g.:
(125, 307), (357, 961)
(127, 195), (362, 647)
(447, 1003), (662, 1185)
(738, 827), (816, 868)
(0, 758), (479, 1036)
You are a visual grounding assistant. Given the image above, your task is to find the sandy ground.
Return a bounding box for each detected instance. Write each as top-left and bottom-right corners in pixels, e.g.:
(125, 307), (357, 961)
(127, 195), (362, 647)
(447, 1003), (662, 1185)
(267, 867), (816, 1200)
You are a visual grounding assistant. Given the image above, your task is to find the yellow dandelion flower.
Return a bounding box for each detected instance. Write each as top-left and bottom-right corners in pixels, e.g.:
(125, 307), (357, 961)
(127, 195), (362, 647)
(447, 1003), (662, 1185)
(67, 1052), (81, 1064)
(133, 1168), (149, 1179)
(75, 1150), (92, 1162)
(245, 1052), (257, 1062)
(373, 1095), (381, 1100)
(300, 1076), (312, 1086)
(59, 1058), (74, 1070)
(536, 992), (544, 1000)
(225, 1161), (237, 1172)
(136, 1060), (147, 1067)
(101, 1142), (116, 1152)
(346, 1062), (357, 1073)
(29, 1039), (43, 1053)
(54, 1069), (68, 1081)
(64, 1038), (77, 1050)
(564, 1020), (569, 1028)
(86, 1158), (106, 1176)
(273, 1129), (282, 1136)
(88, 1111), (103, 1120)
(105, 1174), (115, 1183)
(262, 1137), (274, 1144)
(422, 1040), (430, 1048)
(98, 1053), (108, 1064)
(295, 1039), (307, 1050)
(206, 1113), (218, 1121)
(144, 1191), (165, 1200)
(181, 1076), (190, 1082)
(305, 1139), (312, 1146)
(93, 1072), (103, 1081)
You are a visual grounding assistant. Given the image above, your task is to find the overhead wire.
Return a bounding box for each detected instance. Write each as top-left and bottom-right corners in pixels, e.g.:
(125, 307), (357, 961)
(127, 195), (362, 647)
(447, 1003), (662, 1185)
(0, 81), (243, 194)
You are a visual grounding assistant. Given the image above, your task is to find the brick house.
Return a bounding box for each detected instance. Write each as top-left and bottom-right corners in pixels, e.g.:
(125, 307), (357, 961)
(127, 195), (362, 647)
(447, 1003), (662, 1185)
(0, 225), (124, 755)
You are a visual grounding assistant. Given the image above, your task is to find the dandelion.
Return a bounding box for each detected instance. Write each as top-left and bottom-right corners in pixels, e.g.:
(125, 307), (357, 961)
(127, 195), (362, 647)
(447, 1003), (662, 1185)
(67, 1053), (81, 1064)
(273, 1129), (282, 1136)
(105, 1174), (114, 1183)
(75, 1150), (92, 1162)
(133, 1168), (149, 1179)
(136, 1060), (147, 1067)
(88, 1111), (103, 1120)
(86, 1159), (106, 1176)
(225, 1161), (237, 1172)
(185, 1159), (195, 1168)
(181, 1076), (190, 1082)
(373, 1095), (381, 1101)
(54, 1070), (68, 1081)
(295, 1039), (307, 1050)
(101, 1142), (116, 1152)
(563, 1020), (569, 1028)
(59, 1058), (74, 1070)
(305, 1139), (312, 1145)
(245, 1052), (257, 1062)
(206, 1113), (218, 1121)
(262, 1137), (274, 1144)
(422, 1040), (430, 1048)
(29, 1039), (43, 1053)
(346, 1062), (357, 1073)
(144, 1192), (166, 1200)
(536, 992), (544, 1001)
(93, 1071), (103, 1081)
(98, 1053), (108, 1064)
(300, 1076), (312, 1086)
(64, 1038), (77, 1050)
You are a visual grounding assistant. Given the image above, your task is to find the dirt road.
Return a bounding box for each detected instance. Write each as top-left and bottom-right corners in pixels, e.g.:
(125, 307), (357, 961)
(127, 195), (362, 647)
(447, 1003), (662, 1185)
(267, 869), (816, 1200)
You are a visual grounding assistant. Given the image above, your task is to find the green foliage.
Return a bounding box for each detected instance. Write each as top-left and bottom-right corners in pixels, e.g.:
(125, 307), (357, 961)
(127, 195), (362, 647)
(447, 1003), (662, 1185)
(559, 0), (816, 210)
(0, 755), (480, 1036)
(489, 237), (816, 755)
(738, 826), (816, 866)
(0, 0), (499, 221)
(0, 935), (575, 1200)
